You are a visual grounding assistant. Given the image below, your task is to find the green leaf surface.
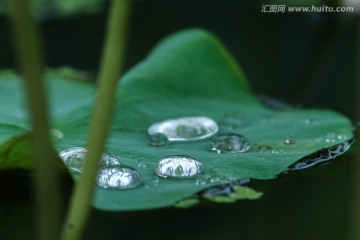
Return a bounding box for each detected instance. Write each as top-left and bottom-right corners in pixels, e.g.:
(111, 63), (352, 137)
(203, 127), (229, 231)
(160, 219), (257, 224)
(0, 29), (353, 211)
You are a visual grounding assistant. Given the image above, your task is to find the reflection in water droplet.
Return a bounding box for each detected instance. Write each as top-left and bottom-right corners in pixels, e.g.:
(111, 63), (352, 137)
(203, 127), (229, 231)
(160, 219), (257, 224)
(211, 134), (250, 153)
(59, 147), (120, 173)
(101, 155), (121, 168)
(96, 166), (142, 189)
(155, 155), (203, 178)
(284, 138), (296, 145)
(148, 133), (168, 147)
(148, 116), (218, 141)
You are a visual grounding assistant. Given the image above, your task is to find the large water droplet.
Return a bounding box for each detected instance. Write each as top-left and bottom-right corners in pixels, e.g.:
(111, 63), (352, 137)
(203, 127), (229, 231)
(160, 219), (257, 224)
(96, 166), (142, 189)
(155, 155), (203, 178)
(148, 132), (168, 147)
(59, 147), (120, 173)
(148, 116), (218, 141)
(211, 134), (250, 153)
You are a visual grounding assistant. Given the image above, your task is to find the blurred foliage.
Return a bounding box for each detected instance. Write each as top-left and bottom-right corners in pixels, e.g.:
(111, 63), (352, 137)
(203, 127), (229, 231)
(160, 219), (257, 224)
(0, 0), (105, 19)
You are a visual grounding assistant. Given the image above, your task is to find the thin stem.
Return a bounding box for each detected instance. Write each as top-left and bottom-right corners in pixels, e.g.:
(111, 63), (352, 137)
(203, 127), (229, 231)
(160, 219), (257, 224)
(61, 0), (131, 239)
(9, 0), (63, 240)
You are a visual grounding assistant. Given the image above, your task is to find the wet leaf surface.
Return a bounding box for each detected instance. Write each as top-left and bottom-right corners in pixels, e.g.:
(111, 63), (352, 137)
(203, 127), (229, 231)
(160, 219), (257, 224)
(0, 29), (353, 211)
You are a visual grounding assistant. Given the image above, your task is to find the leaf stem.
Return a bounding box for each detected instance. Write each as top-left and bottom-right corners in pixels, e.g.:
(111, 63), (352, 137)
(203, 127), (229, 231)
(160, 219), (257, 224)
(60, 0), (131, 239)
(9, 0), (63, 239)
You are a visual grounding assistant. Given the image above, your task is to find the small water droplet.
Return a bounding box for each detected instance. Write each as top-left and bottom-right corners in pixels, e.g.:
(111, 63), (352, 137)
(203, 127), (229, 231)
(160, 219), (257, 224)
(96, 166), (142, 189)
(148, 133), (168, 147)
(271, 149), (285, 154)
(305, 118), (317, 125)
(251, 144), (273, 153)
(210, 176), (221, 183)
(155, 155), (203, 178)
(211, 134), (250, 153)
(59, 147), (120, 173)
(137, 159), (148, 168)
(284, 138), (296, 145)
(50, 129), (64, 139)
(219, 112), (247, 131)
(195, 179), (207, 185)
(148, 116), (218, 141)
(152, 176), (160, 185)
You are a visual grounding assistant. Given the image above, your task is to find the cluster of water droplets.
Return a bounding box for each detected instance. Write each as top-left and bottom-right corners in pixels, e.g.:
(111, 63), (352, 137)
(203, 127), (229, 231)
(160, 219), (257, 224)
(60, 147), (142, 189)
(59, 112), (352, 194)
(59, 147), (120, 173)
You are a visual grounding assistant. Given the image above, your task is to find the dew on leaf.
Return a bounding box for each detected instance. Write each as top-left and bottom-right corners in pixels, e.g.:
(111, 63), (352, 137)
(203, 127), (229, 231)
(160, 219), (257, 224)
(211, 133), (250, 153)
(155, 155), (203, 178)
(59, 147), (120, 173)
(219, 112), (247, 131)
(304, 118), (317, 125)
(50, 129), (64, 139)
(96, 166), (142, 190)
(137, 159), (148, 168)
(148, 132), (168, 147)
(148, 116), (218, 141)
(250, 144), (273, 153)
(284, 137), (296, 145)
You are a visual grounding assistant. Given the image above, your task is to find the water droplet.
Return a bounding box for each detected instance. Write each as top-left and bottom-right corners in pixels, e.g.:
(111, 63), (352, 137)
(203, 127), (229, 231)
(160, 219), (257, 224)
(50, 129), (64, 139)
(96, 166), (142, 189)
(195, 179), (207, 185)
(211, 134), (250, 153)
(148, 133), (168, 147)
(305, 118), (317, 125)
(155, 155), (203, 178)
(101, 154), (121, 168)
(137, 159), (148, 168)
(251, 144), (273, 153)
(271, 149), (284, 154)
(152, 176), (160, 185)
(219, 112), (246, 131)
(284, 138), (296, 145)
(148, 116), (218, 141)
(59, 147), (120, 173)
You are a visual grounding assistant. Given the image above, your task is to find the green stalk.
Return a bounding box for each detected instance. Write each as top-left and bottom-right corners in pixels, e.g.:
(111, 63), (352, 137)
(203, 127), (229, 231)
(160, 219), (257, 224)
(9, 0), (62, 239)
(61, 0), (131, 239)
